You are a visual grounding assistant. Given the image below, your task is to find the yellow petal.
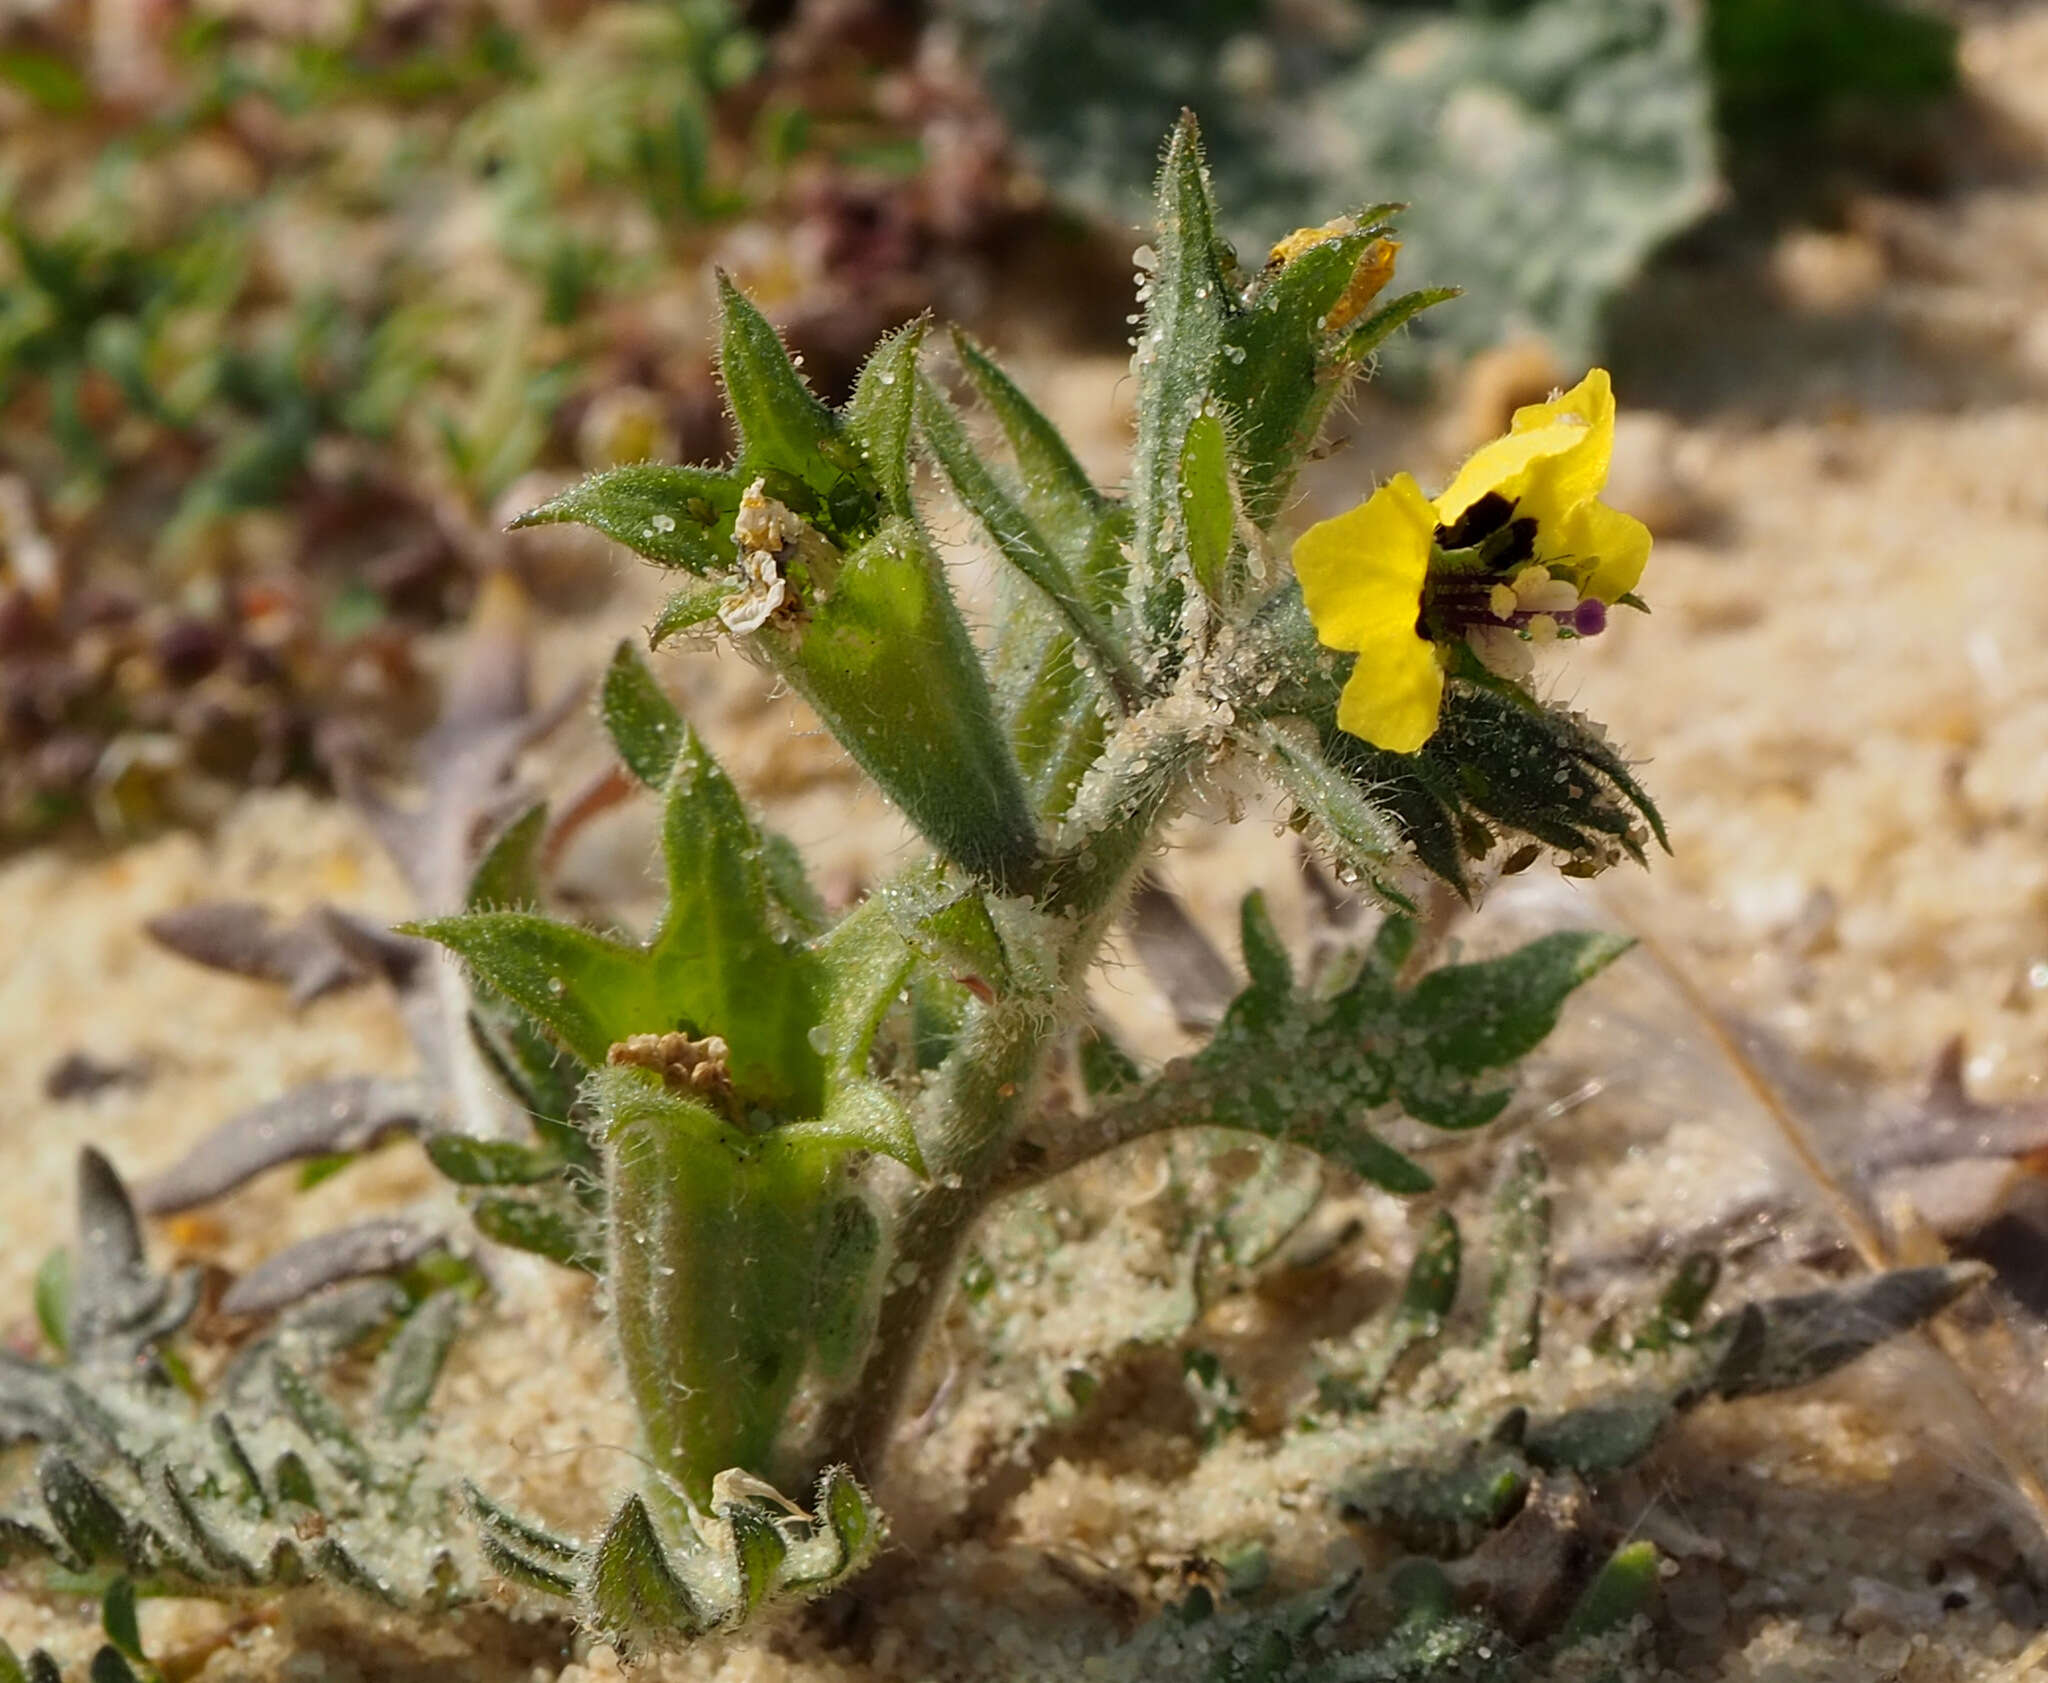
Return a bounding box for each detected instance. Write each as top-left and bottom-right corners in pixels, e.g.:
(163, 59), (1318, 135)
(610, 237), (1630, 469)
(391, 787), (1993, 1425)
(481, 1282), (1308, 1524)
(1292, 474), (1435, 654)
(1555, 497), (1651, 603)
(1335, 629), (1445, 754)
(1433, 367), (1617, 533)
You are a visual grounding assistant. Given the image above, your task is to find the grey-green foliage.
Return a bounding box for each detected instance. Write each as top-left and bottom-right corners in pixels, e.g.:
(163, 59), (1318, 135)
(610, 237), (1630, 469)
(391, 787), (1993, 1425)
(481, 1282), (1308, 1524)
(0, 1151), (472, 1613)
(944, 0), (1717, 363)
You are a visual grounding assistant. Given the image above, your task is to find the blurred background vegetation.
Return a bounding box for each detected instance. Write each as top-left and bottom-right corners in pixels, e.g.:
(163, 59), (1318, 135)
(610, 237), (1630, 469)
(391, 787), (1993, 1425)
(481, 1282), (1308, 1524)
(0, 0), (1959, 851)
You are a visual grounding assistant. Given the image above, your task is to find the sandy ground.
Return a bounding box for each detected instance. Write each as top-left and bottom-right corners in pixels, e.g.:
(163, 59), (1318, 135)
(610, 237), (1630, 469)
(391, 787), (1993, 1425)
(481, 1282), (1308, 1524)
(10, 3), (2048, 1677)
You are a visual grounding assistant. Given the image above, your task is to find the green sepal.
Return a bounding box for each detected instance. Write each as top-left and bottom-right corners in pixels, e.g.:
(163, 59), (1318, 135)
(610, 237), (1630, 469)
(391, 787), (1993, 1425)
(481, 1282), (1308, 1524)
(588, 1493), (704, 1651)
(1130, 113), (1233, 646)
(725, 1501), (789, 1619)
(509, 463), (741, 571)
(1246, 719), (1414, 911)
(649, 578), (731, 646)
(1338, 286), (1463, 363)
(765, 516), (1040, 889)
(1177, 408), (1235, 603)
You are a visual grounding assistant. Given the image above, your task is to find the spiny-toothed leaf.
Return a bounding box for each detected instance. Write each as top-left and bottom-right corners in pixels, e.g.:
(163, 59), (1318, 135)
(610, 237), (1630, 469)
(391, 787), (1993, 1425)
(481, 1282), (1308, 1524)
(1483, 1148), (1549, 1373)
(160, 1466), (257, 1581)
(38, 1453), (129, 1569)
(918, 373), (1136, 710)
(423, 1134), (560, 1186)
(1338, 286), (1462, 362)
(477, 1530), (579, 1598)
(32, 1249), (68, 1360)
(1400, 931), (1633, 1076)
(1079, 1020), (1143, 1098)
(273, 1365), (374, 1487)
(375, 1292), (462, 1428)
(466, 802), (547, 911)
(649, 577), (731, 647)
(843, 319), (924, 521)
(314, 1536), (399, 1603)
(510, 463), (741, 571)
(589, 1494), (704, 1648)
(1237, 890), (1291, 1004)
(1707, 1263), (1985, 1401)
(1249, 720), (1414, 911)
(950, 330), (1105, 558)
(1560, 1539), (1660, 1644)
(1632, 1252), (1719, 1353)
(100, 1577), (143, 1662)
(726, 1501), (790, 1619)
(716, 274), (844, 513)
(1339, 1436), (1532, 1559)
(1320, 1208), (1461, 1411)
(471, 1194), (601, 1271)
(1177, 408), (1235, 602)
(1131, 113), (1233, 641)
(601, 640), (685, 787)
(211, 1414), (267, 1512)
(465, 1481), (581, 1562)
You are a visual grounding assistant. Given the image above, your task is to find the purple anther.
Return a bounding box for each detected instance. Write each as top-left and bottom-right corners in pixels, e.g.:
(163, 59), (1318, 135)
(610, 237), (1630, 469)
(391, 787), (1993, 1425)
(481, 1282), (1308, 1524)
(1572, 598), (1608, 637)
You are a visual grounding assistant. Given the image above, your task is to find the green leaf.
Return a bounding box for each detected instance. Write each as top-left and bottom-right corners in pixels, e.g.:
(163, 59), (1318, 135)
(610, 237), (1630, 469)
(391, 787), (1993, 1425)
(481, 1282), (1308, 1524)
(1339, 286), (1462, 362)
(423, 1134), (561, 1186)
(1399, 931), (1633, 1076)
(471, 1194), (601, 1271)
(918, 374), (1137, 709)
(375, 1293), (461, 1428)
(589, 1495), (706, 1650)
(600, 640), (684, 786)
(0, 1638), (27, 1683)
(38, 1454), (130, 1569)
(842, 319), (924, 522)
(950, 329), (1106, 562)
(1482, 1147), (1549, 1373)
(1177, 409), (1235, 603)
(273, 1365), (375, 1488)
(466, 802), (547, 911)
(510, 463), (740, 571)
(716, 274), (847, 516)
(649, 578), (731, 646)
(100, 1576), (144, 1662)
(1130, 113), (1233, 644)
(1560, 1539), (1660, 1644)
(32, 1249), (69, 1360)
(270, 1450), (319, 1510)
(88, 1648), (141, 1683)
(1247, 720), (1414, 911)
(1319, 1210), (1460, 1410)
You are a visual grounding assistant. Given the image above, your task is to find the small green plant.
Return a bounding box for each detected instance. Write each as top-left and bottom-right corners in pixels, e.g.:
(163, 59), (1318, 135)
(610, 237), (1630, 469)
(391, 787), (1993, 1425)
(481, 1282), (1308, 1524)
(2, 113), (1981, 1672)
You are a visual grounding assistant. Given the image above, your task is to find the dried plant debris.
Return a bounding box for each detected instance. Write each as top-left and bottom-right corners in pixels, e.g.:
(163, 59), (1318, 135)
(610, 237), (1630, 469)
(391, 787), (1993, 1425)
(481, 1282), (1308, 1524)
(132, 578), (577, 1302)
(0, 0), (1087, 851)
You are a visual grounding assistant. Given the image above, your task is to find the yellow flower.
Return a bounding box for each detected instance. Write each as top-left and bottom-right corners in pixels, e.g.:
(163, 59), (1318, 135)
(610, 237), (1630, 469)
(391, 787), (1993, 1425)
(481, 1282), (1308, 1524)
(1266, 222), (1401, 333)
(1292, 369), (1652, 754)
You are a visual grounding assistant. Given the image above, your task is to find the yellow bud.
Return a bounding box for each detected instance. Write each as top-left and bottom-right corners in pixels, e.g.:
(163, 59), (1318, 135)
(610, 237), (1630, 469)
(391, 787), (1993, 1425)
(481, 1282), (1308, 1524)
(1264, 224), (1401, 333)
